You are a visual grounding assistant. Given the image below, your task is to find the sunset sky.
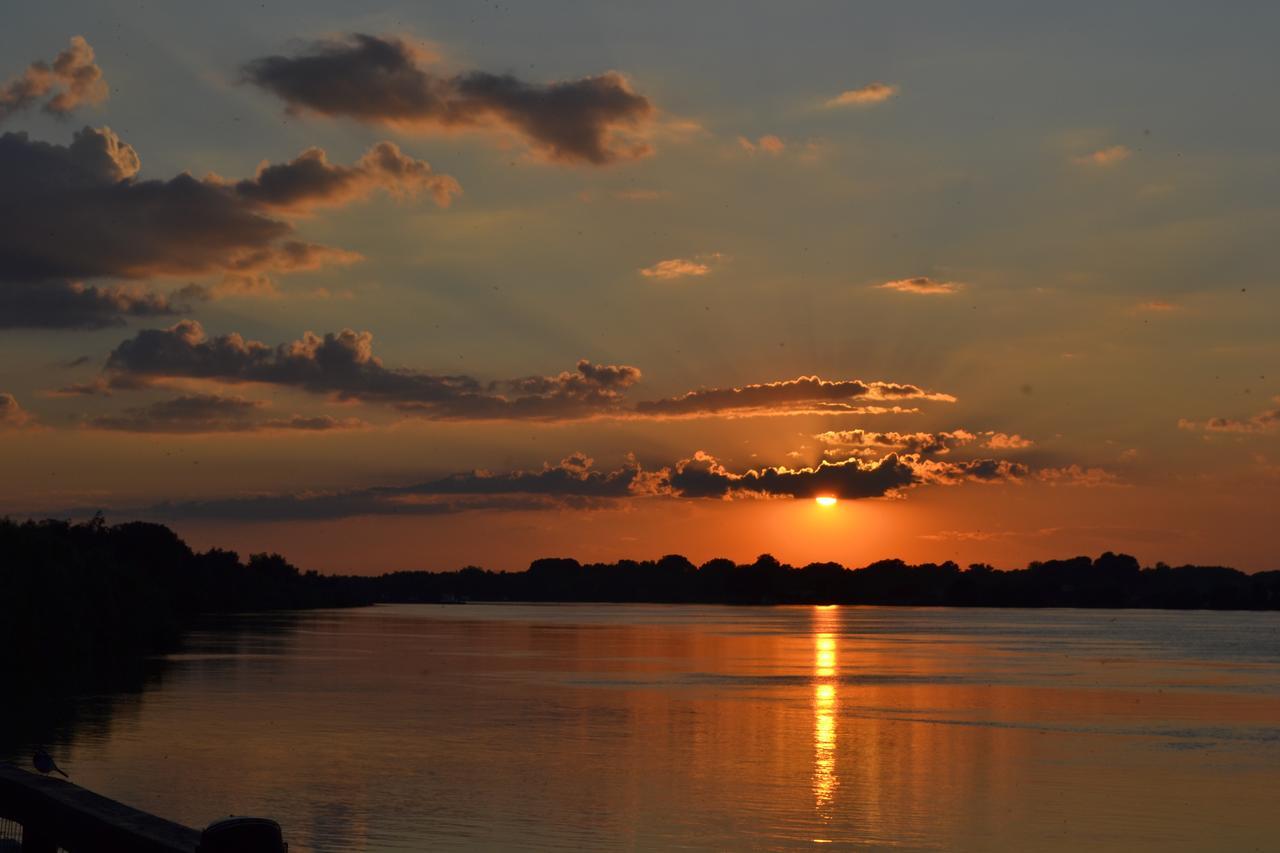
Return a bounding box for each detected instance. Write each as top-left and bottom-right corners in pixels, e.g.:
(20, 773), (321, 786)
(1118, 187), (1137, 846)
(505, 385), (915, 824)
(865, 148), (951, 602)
(2, 1), (1277, 572)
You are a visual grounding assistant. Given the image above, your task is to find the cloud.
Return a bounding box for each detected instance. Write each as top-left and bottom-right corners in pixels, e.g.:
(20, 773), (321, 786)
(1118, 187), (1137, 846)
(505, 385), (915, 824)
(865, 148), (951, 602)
(1179, 400), (1280, 434)
(824, 82), (899, 108)
(1034, 465), (1121, 487)
(229, 141), (460, 213)
(0, 36), (107, 123)
(665, 450), (1025, 499)
(737, 134), (786, 155)
(0, 128), (453, 325)
(75, 446), (1034, 521)
(102, 321), (643, 420)
(877, 277), (962, 295)
(96, 322), (963, 423)
(1134, 300), (1177, 312)
(634, 376), (955, 419)
(816, 429), (977, 459)
(84, 392), (366, 433)
(0, 281), (185, 330)
(1, 393), (31, 428)
(984, 432), (1034, 450)
(1074, 145), (1131, 167)
(665, 451), (918, 499)
(105, 453), (648, 521)
(243, 34), (655, 165)
(639, 257), (715, 280)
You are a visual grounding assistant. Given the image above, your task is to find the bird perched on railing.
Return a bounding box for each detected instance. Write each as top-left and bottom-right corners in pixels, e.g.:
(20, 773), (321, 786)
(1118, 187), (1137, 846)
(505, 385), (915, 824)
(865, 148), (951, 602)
(33, 749), (68, 778)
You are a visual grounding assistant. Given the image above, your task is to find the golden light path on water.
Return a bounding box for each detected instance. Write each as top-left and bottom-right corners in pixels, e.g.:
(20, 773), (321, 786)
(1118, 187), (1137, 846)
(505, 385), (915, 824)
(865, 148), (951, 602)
(812, 606), (840, 843)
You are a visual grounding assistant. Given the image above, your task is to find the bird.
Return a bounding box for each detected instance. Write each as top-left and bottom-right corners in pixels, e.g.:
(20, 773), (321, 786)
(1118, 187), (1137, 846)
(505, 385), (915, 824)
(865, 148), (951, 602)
(33, 749), (68, 778)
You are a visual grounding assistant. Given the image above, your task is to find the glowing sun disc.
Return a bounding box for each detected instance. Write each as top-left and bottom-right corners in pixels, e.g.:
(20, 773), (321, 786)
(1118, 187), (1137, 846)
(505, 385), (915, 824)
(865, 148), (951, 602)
(815, 496), (838, 507)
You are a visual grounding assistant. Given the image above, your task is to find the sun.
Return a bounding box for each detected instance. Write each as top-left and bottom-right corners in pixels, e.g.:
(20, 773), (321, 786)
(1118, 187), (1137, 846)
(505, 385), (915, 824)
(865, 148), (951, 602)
(815, 496), (838, 507)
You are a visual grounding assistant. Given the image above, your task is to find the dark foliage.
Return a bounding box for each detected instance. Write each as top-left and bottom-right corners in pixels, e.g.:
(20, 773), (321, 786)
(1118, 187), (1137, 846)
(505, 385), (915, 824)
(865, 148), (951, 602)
(4, 517), (1278, 681)
(0, 516), (371, 675)
(363, 551), (1280, 609)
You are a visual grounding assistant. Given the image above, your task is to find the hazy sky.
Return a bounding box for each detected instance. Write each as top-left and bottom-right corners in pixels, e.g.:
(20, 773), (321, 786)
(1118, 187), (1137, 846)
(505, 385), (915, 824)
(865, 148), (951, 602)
(2, 1), (1277, 571)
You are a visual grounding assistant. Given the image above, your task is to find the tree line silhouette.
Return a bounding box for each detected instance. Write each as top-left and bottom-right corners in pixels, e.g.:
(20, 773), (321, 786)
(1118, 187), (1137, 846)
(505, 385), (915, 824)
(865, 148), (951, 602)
(4, 517), (1279, 675)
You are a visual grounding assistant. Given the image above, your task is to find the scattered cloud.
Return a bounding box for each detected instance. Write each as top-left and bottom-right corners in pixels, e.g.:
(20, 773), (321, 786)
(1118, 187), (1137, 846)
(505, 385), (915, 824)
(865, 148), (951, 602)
(824, 82), (899, 108)
(243, 34), (655, 165)
(1179, 399), (1280, 434)
(85, 393), (367, 434)
(0, 281), (186, 330)
(0, 127), (453, 326)
(1, 393), (32, 428)
(984, 432), (1034, 450)
(0, 36), (107, 123)
(633, 376), (955, 419)
(101, 321), (643, 420)
(816, 429), (977, 459)
(228, 141), (460, 213)
(737, 134), (786, 155)
(81, 445), (1038, 521)
(877, 276), (962, 295)
(89, 322), (962, 424)
(1034, 465), (1121, 487)
(639, 255), (718, 280)
(1074, 145), (1131, 167)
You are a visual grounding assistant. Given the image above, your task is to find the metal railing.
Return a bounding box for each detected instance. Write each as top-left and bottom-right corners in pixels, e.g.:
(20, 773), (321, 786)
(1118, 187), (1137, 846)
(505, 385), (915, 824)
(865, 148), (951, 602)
(0, 764), (286, 852)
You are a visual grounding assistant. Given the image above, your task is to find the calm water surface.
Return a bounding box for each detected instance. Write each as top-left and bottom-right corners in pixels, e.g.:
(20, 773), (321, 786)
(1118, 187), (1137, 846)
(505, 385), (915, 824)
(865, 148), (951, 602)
(16, 605), (1280, 851)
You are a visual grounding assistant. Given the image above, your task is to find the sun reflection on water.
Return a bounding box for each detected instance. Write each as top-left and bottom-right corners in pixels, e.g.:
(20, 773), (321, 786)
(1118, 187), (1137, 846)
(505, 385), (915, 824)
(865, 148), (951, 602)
(812, 607), (840, 829)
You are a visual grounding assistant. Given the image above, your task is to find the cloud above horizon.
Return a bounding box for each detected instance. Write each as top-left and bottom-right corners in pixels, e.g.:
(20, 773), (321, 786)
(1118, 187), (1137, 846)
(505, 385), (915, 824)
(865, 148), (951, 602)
(66, 446), (1036, 521)
(1179, 399), (1280, 435)
(639, 256), (716, 280)
(824, 82), (898, 108)
(1, 393), (32, 428)
(0, 127), (454, 327)
(91, 321), (959, 423)
(633, 376), (954, 418)
(0, 281), (187, 330)
(0, 36), (107, 123)
(876, 277), (962, 295)
(243, 33), (655, 165)
(100, 320), (644, 420)
(1074, 145), (1131, 167)
(84, 392), (367, 434)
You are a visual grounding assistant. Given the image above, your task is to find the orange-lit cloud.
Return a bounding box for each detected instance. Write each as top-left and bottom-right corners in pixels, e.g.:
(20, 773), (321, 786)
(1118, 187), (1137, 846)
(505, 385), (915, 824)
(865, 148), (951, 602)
(71, 446), (1040, 522)
(1074, 145), (1131, 166)
(229, 141), (460, 213)
(1134, 300), (1178, 312)
(737, 134), (786, 155)
(639, 257), (715, 279)
(1, 393), (31, 428)
(634, 376), (955, 419)
(100, 321), (645, 420)
(0, 36), (107, 122)
(87, 322), (963, 425)
(243, 34), (655, 165)
(816, 429), (977, 459)
(877, 276), (962, 295)
(984, 432), (1034, 450)
(1179, 400), (1280, 434)
(824, 82), (899, 108)
(1034, 465), (1120, 487)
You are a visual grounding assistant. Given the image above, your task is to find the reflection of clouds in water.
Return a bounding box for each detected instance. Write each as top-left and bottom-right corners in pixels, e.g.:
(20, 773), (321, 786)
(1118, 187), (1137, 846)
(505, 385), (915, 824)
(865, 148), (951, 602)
(813, 607), (840, 824)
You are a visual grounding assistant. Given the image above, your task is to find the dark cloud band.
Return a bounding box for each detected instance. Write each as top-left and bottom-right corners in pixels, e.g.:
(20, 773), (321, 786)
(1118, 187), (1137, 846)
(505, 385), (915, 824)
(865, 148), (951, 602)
(243, 34), (654, 165)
